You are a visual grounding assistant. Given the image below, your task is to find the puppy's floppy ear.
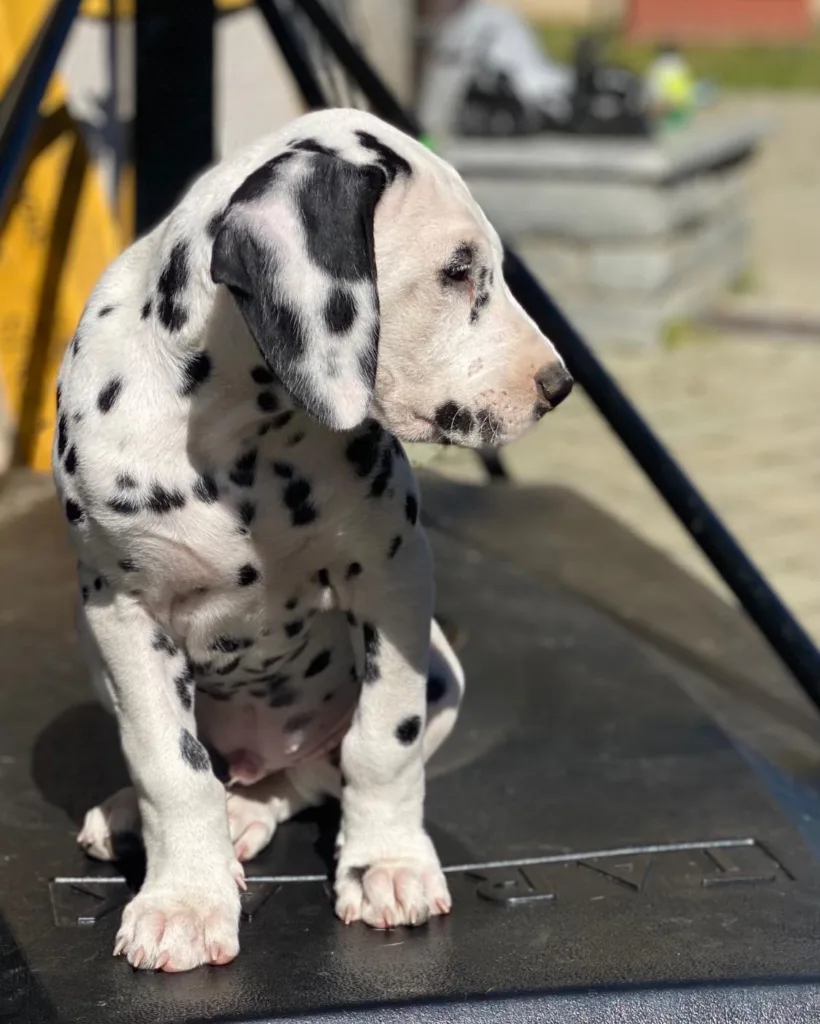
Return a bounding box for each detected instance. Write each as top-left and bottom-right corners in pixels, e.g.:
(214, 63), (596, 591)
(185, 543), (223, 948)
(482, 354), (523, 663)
(211, 150), (386, 430)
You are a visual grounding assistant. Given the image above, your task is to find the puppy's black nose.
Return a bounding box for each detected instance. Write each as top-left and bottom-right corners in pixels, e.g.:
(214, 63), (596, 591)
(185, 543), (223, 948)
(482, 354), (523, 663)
(535, 365), (573, 410)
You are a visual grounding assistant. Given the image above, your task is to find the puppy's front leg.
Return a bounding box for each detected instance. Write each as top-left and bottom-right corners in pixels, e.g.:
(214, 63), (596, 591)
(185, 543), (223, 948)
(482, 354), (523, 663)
(85, 592), (242, 971)
(336, 530), (450, 928)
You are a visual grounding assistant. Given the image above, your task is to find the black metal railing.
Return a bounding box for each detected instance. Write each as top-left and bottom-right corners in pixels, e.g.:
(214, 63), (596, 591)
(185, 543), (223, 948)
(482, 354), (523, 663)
(1, 0), (819, 702)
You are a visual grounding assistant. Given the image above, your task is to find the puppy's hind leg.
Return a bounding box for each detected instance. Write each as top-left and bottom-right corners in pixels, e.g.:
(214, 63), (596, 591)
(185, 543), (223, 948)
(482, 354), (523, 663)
(423, 618), (465, 765)
(78, 786), (141, 862)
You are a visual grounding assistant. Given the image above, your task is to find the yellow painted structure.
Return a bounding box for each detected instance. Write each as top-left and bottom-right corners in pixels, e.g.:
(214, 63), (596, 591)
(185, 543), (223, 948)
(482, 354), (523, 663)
(0, 1), (123, 472)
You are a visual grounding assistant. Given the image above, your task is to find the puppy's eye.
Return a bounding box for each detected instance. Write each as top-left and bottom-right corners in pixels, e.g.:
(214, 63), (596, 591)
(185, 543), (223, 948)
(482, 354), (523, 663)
(442, 264), (471, 284)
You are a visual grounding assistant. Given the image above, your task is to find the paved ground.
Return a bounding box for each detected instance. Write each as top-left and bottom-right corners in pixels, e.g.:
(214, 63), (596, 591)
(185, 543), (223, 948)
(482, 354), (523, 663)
(421, 93), (820, 644)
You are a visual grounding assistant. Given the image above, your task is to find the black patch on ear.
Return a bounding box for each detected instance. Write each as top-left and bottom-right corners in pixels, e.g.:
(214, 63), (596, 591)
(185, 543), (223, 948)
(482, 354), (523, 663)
(157, 241), (189, 332)
(355, 130), (412, 183)
(290, 138), (336, 157)
(296, 156), (384, 281)
(181, 351), (212, 395)
(180, 728), (210, 772)
(395, 715), (422, 745)
(229, 151), (296, 206)
(324, 287), (357, 333)
(98, 377), (123, 414)
(206, 211), (225, 238)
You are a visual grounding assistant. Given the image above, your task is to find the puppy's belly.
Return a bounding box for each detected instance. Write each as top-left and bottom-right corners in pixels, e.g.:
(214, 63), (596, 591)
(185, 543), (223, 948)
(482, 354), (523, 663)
(191, 609), (359, 783)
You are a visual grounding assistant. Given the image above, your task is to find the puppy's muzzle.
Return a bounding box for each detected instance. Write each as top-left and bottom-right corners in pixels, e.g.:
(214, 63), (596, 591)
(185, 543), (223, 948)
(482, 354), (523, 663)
(534, 365), (574, 414)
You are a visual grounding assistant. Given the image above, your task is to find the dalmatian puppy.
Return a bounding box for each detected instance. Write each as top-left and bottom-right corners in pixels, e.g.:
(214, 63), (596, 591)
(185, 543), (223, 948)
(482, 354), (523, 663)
(52, 108), (572, 973)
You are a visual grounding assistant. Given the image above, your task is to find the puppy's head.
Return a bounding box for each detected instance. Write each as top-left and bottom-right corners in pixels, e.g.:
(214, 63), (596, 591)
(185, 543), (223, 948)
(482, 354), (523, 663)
(211, 110), (571, 446)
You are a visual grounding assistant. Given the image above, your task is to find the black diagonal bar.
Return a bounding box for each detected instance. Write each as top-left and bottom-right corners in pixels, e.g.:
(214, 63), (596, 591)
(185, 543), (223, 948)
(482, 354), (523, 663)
(0, 0), (82, 226)
(255, 0), (328, 110)
(275, 0), (820, 699)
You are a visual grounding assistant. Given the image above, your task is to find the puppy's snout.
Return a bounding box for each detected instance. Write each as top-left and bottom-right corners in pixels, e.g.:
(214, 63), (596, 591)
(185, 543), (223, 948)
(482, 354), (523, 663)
(535, 364), (573, 411)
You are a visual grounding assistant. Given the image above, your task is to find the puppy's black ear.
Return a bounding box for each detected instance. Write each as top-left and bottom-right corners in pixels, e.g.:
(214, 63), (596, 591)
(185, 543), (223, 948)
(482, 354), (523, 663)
(211, 151), (385, 430)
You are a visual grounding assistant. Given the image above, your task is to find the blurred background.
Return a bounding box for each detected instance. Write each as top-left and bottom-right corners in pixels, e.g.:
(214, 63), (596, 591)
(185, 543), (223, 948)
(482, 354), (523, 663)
(0, 0), (818, 654)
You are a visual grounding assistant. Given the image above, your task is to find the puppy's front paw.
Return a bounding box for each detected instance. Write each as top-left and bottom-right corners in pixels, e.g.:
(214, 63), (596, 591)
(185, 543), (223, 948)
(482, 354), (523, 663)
(335, 833), (451, 929)
(226, 790), (277, 862)
(78, 787), (140, 862)
(114, 873), (243, 972)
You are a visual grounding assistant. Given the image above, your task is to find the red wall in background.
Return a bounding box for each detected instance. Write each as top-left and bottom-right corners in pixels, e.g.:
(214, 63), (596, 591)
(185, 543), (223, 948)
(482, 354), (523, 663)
(627, 0), (812, 42)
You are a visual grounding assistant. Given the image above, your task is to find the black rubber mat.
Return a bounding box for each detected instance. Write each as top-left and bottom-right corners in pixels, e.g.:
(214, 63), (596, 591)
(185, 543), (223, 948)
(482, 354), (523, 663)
(1, 489), (819, 1022)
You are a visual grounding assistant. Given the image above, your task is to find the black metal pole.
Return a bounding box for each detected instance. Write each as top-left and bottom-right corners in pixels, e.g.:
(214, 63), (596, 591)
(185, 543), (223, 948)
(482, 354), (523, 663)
(280, 0), (820, 700)
(255, 0), (328, 110)
(0, 0), (82, 226)
(134, 0), (214, 232)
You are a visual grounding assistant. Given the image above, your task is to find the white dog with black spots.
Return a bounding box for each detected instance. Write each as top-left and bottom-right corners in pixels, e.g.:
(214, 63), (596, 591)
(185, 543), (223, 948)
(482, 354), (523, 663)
(52, 108), (572, 973)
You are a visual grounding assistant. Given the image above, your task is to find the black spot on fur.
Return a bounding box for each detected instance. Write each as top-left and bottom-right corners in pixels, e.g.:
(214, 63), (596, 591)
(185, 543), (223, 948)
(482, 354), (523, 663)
(93, 576), (104, 591)
(285, 711), (315, 733)
(363, 622), (380, 683)
(346, 422), (382, 477)
(251, 365), (274, 385)
(238, 500), (255, 528)
(477, 408), (503, 444)
(355, 130), (412, 183)
(157, 241), (190, 332)
(257, 391), (278, 413)
(434, 401), (473, 436)
(305, 650), (331, 678)
(194, 474), (218, 503)
(324, 288), (357, 334)
(237, 563), (260, 586)
(206, 211), (224, 238)
(469, 288), (491, 324)
(388, 535), (403, 559)
(57, 414), (68, 457)
(369, 445), (393, 498)
(405, 493), (419, 526)
(269, 687), (297, 708)
(396, 715), (422, 745)
(70, 332), (82, 357)
(175, 668), (194, 711)
(346, 611), (357, 627)
(316, 568), (331, 588)
(345, 562), (362, 580)
(283, 476), (316, 527)
(285, 597), (298, 611)
(230, 448), (257, 487)
(99, 305), (115, 317)
(271, 410), (293, 429)
(64, 445), (77, 474)
(118, 557), (138, 573)
(81, 585), (89, 603)
(272, 461), (293, 478)
(98, 377), (124, 414)
(152, 628), (177, 656)
(229, 151), (296, 206)
(284, 620), (303, 638)
(117, 472), (137, 489)
(287, 432), (305, 447)
(427, 673), (447, 704)
(140, 299), (152, 320)
(106, 496), (139, 515)
(215, 657), (241, 676)
(147, 484), (186, 513)
(180, 728), (210, 772)
(181, 350), (212, 395)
